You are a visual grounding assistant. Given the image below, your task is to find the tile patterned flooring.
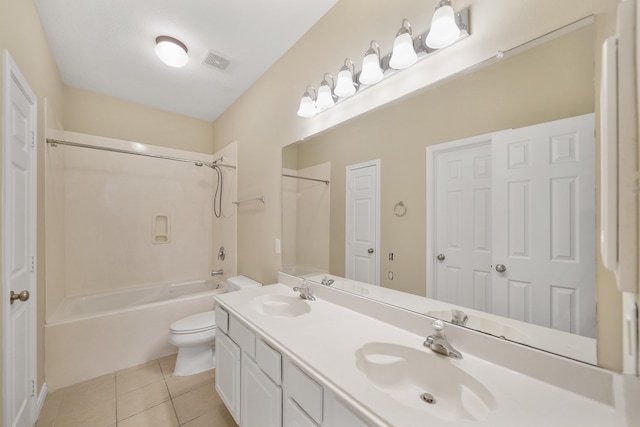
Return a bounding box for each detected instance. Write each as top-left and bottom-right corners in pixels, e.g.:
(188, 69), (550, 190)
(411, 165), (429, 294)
(36, 354), (238, 427)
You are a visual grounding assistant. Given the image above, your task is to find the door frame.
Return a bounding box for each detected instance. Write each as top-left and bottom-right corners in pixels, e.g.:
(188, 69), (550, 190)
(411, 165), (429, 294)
(345, 159), (380, 286)
(2, 50), (38, 427)
(426, 133), (492, 299)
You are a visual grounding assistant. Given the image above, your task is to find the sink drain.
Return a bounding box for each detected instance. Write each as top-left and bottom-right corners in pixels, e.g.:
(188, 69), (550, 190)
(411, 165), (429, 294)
(420, 392), (436, 404)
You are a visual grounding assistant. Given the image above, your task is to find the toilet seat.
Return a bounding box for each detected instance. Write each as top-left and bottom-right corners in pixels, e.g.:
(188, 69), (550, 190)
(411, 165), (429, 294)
(170, 311), (216, 335)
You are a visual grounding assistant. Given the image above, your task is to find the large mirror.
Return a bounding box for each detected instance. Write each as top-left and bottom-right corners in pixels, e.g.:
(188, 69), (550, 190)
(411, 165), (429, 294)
(282, 20), (603, 364)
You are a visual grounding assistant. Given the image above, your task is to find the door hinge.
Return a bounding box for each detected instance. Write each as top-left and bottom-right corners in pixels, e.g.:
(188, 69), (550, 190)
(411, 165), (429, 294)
(31, 131), (36, 148)
(30, 255), (36, 273)
(31, 379), (36, 397)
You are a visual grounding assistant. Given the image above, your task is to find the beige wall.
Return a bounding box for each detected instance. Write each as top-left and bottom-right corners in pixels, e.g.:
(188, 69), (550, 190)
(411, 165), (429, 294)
(211, 0), (622, 371)
(63, 87), (215, 154)
(0, 0), (65, 418)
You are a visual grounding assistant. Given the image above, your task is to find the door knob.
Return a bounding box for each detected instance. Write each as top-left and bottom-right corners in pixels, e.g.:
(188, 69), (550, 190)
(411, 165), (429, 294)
(10, 290), (30, 304)
(437, 254), (445, 261)
(367, 248), (374, 254)
(495, 264), (507, 273)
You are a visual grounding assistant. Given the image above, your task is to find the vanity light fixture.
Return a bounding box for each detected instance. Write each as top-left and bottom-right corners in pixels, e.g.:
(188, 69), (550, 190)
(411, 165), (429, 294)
(316, 73), (336, 109)
(359, 41), (384, 85)
(155, 36), (189, 67)
(425, 0), (461, 49)
(334, 58), (357, 98)
(295, 4), (469, 118)
(296, 85), (319, 118)
(389, 19), (418, 70)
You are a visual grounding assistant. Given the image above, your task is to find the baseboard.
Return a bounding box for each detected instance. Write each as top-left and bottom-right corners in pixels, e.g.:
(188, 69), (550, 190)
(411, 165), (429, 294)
(36, 382), (48, 421)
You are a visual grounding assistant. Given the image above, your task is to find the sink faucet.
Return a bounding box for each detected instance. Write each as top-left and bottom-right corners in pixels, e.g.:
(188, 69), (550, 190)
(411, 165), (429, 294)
(320, 276), (334, 286)
(293, 281), (316, 301)
(451, 309), (468, 326)
(424, 320), (462, 359)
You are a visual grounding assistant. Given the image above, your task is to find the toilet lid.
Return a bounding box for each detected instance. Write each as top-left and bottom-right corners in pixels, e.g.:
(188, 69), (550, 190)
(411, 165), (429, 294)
(170, 311), (217, 334)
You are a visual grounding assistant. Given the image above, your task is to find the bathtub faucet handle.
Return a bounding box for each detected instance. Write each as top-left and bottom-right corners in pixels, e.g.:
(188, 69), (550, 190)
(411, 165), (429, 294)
(211, 269), (224, 277)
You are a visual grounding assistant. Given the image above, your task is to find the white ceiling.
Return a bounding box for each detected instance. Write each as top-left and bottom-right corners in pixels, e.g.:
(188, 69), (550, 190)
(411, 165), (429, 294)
(34, 0), (338, 122)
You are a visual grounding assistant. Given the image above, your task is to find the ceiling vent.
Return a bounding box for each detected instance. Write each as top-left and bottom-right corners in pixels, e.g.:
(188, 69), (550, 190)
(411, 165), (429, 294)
(203, 50), (231, 71)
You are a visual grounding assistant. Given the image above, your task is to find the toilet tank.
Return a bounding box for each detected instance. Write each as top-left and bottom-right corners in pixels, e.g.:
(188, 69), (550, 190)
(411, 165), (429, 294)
(226, 275), (262, 292)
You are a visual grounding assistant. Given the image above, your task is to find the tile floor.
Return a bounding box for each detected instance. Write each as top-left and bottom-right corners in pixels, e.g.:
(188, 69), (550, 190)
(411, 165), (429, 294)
(35, 354), (238, 427)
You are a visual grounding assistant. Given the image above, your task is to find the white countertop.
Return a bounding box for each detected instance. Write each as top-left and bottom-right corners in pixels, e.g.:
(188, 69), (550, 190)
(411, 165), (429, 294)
(215, 283), (623, 427)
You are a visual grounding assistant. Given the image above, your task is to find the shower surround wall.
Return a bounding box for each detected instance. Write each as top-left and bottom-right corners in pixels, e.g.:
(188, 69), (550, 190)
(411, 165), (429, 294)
(282, 162), (330, 274)
(45, 131), (218, 321)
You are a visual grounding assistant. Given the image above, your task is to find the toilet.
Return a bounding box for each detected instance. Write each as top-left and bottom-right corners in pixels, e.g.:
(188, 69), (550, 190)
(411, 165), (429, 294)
(169, 275), (261, 376)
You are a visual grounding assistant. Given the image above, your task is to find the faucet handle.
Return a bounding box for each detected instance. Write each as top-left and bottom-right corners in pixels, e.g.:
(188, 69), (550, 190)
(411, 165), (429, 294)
(432, 319), (446, 336)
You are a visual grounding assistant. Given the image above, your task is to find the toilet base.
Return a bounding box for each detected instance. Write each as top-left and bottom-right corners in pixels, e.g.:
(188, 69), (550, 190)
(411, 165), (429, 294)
(173, 343), (215, 376)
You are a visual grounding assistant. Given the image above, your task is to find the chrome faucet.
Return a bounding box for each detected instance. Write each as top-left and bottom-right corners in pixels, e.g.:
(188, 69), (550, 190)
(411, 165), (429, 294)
(320, 276), (334, 286)
(293, 282), (316, 301)
(451, 309), (468, 326)
(211, 269), (224, 276)
(424, 320), (462, 359)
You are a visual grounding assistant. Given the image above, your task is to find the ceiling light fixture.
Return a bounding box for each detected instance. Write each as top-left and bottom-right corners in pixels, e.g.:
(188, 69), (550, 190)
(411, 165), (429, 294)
(389, 19), (418, 70)
(334, 58), (357, 98)
(425, 0), (461, 49)
(359, 41), (384, 85)
(155, 36), (189, 68)
(296, 86), (319, 118)
(316, 73), (336, 109)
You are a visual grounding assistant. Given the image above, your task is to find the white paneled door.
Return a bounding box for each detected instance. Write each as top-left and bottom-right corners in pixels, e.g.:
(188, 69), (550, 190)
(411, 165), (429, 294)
(492, 114), (596, 338)
(345, 160), (379, 286)
(434, 141), (492, 309)
(429, 114), (596, 338)
(2, 51), (38, 427)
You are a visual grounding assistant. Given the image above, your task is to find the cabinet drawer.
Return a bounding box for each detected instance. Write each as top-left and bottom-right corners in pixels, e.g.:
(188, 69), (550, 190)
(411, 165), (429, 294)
(256, 339), (282, 385)
(215, 306), (229, 333)
(287, 363), (323, 425)
(229, 315), (255, 357)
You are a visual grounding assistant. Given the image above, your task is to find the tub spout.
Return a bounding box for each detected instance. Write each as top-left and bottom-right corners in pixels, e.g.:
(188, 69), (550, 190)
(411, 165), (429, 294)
(211, 269), (224, 276)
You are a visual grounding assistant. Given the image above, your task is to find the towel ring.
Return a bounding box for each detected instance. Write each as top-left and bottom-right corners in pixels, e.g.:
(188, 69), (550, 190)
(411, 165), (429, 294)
(394, 201), (407, 217)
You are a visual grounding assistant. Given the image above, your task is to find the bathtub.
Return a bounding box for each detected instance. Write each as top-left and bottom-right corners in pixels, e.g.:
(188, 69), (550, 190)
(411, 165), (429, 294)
(45, 278), (227, 390)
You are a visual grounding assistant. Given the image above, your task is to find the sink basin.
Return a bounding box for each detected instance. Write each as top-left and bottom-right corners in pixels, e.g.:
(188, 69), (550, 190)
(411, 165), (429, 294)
(355, 342), (497, 422)
(426, 310), (530, 343)
(250, 295), (311, 318)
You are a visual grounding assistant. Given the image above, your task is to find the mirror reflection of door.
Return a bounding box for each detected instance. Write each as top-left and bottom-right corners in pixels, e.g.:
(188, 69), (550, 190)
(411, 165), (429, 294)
(434, 140), (493, 310)
(346, 160), (380, 285)
(430, 114), (596, 338)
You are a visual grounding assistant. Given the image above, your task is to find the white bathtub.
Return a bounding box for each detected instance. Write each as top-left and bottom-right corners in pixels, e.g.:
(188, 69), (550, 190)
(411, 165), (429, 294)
(45, 279), (227, 390)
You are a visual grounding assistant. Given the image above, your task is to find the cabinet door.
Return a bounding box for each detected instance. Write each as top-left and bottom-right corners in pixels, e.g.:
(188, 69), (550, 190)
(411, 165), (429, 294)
(215, 331), (241, 424)
(325, 393), (373, 427)
(241, 353), (282, 427)
(284, 398), (320, 427)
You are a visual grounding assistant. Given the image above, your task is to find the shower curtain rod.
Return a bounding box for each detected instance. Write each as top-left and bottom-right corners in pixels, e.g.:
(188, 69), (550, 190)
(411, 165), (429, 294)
(282, 173), (329, 185)
(46, 138), (236, 169)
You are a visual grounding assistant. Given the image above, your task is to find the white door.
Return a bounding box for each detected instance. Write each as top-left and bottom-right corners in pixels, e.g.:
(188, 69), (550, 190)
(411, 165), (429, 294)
(492, 113), (596, 337)
(2, 51), (38, 427)
(345, 160), (379, 285)
(432, 141), (492, 310)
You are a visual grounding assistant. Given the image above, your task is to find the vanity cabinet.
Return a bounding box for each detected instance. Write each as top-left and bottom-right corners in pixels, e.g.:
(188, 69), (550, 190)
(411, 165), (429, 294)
(283, 359), (373, 427)
(215, 306), (282, 427)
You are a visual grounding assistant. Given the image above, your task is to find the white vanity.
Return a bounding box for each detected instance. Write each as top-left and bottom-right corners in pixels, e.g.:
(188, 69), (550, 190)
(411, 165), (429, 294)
(214, 275), (633, 427)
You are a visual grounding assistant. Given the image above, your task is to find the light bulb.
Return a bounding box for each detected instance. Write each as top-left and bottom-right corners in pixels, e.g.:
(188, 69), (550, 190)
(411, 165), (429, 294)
(389, 32), (417, 69)
(316, 83), (335, 109)
(334, 68), (356, 98)
(359, 52), (383, 85)
(425, 3), (460, 49)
